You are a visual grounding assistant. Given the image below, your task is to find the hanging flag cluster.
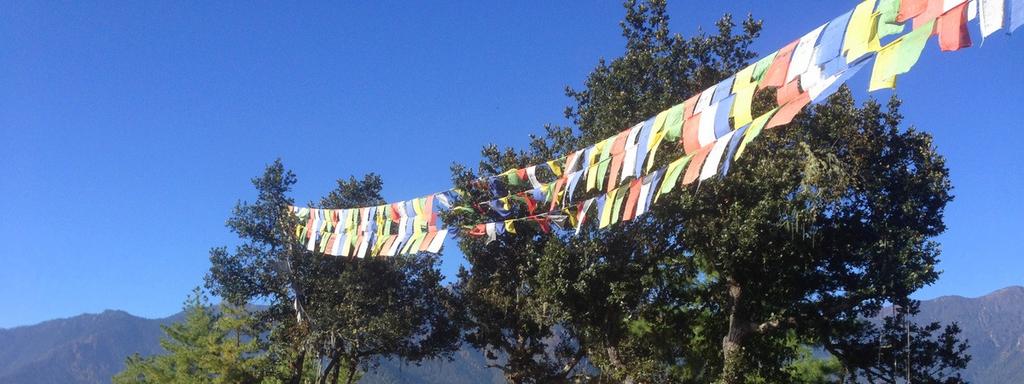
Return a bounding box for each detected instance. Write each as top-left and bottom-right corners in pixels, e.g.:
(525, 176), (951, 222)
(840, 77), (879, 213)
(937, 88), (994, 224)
(291, 0), (1022, 256)
(290, 190), (460, 258)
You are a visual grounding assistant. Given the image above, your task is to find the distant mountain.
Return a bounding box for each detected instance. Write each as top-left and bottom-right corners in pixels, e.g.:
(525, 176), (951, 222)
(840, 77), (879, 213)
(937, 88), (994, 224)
(0, 310), (181, 384)
(1, 287), (1021, 384)
(912, 286), (1024, 383)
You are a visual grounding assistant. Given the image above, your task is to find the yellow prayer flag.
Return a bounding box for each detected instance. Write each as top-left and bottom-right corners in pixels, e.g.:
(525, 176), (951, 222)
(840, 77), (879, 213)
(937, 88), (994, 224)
(651, 109), (669, 138)
(731, 86), (756, 127)
(844, 1), (883, 63)
(504, 220), (516, 234)
(598, 188), (620, 229)
(644, 131), (667, 174)
(656, 154), (692, 202)
(869, 40), (899, 91)
(547, 160), (562, 177)
(732, 63), (757, 92)
(734, 107), (779, 161)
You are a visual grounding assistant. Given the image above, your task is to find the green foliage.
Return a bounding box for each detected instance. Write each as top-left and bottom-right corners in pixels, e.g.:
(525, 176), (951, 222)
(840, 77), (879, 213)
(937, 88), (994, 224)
(112, 288), (293, 384)
(785, 348), (842, 384)
(450, 1), (969, 383)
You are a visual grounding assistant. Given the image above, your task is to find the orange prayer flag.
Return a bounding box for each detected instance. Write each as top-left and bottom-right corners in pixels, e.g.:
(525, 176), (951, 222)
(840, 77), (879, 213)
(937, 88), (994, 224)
(777, 79), (803, 106)
(938, 2), (972, 52)
(682, 113), (702, 154)
(682, 145), (713, 185)
(621, 178), (643, 222)
(766, 93), (812, 129)
(898, 0), (929, 22)
(606, 130), (630, 191)
(683, 94), (699, 118)
(913, 0), (946, 30)
(759, 40), (799, 89)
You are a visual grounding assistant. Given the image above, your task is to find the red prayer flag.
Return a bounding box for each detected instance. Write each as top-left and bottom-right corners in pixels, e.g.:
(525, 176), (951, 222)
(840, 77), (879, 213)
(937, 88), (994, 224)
(767, 93), (812, 129)
(621, 178), (643, 222)
(606, 130), (630, 191)
(938, 2), (971, 51)
(759, 40), (799, 89)
(682, 145), (713, 185)
(683, 94), (699, 118)
(913, 0), (946, 30)
(682, 113), (702, 154)
(897, 0), (928, 22)
(419, 231), (437, 252)
(777, 79), (803, 106)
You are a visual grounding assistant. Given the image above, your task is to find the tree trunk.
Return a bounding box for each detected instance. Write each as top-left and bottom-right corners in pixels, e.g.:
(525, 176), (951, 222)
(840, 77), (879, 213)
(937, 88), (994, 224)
(721, 281), (751, 384)
(344, 358), (359, 384)
(289, 349), (306, 384)
(318, 355), (338, 384)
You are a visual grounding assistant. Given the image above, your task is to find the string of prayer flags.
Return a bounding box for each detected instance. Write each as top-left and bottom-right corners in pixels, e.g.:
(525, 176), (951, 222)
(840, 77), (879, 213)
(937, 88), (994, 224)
(298, 0), (1023, 257)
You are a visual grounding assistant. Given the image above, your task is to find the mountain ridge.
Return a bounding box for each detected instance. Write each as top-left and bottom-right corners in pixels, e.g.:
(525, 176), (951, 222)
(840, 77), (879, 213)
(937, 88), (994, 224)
(1, 286), (1020, 383)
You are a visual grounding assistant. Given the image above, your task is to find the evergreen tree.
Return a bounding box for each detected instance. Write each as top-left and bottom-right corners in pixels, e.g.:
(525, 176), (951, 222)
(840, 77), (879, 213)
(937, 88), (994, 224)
(451, 1), (969, 383)
(205, 162), (459, 384)
(112, 288), (312, 384)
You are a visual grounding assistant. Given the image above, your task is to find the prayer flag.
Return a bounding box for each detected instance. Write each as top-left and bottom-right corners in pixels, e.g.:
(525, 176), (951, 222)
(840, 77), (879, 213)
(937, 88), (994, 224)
(810, 58), (870, 104)
(732, 85), (756, 128)
(777, 79), (803, 106)
(787, 24), (827, 84)
(720, 125), (750, 176)
(845, 0), (883, 62)
(752, 52), (777, 82)
(693, 86), (716, 115)
(711, 76), (735, 104)
(899, 0), (930, 22)
(938, 2), (972, 51)
(622, 178), (643, 221)
(714, 96), (735, 137)
(634, 117), (655, 177)
(698, 105), (718, 148)
(869, 20), (936, 90)
(814, 10), (854, 66)
(979, 0), (1006, 37)
(733, 63), (757, 91)
(700, 130), (737, 181)
(766, 93), (812, 129)
(877, 0), (908, 38)
(735, 107), (779, 161)
(664, 102), (686, 142)
(682, 145), (713, 186)
(682, 112), (702, 154)
(657, 154), (692, 199)
(760, 40), (799, 89)
(621, 122), (644, 182)
(1012, 0), (1024, 32)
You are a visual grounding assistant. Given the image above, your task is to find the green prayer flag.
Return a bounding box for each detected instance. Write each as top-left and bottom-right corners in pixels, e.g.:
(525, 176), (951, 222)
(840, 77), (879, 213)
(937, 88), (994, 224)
(890, 20), (934, 76)
(657, 154), (693, 199)
(735, 107), (780, 161)
(611, 187), (627, 225)
(663, 103), (686, 141)
(875, 0), (905, 38)
(751, 52), (778, 82)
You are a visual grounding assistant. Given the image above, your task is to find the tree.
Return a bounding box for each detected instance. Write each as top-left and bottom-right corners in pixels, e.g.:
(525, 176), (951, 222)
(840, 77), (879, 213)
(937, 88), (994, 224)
(453, 0), (969, 383)
(113, 288), (309, 384)
(205, 162), (460, 384)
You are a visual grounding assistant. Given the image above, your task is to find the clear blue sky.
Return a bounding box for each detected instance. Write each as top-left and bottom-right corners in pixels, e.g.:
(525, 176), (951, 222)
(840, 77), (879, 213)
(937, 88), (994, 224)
(1, 1), (1021, 328)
